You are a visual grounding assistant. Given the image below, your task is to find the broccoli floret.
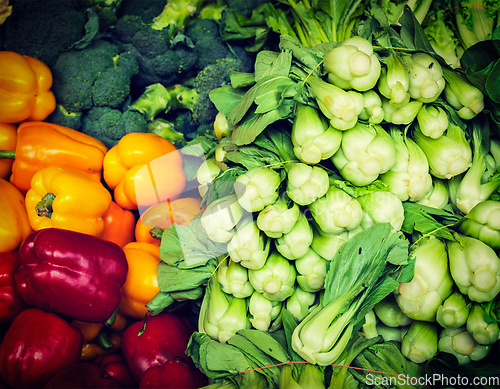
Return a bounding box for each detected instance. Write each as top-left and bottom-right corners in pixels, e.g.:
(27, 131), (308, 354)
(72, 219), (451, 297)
(117, 0), (167, 23)
(51, 40), (138, 113)
(192, 57), (245, 126)
(51, 40), (118, 112)
(1, 0), (87, 66)
(112, 14), (197, 88)
(81, 107), (148, 148)
(185, 19), (233, 70)
(93, 53), (139, 108)
(46, 104), (84, 131)
(113, 14), (144, 45)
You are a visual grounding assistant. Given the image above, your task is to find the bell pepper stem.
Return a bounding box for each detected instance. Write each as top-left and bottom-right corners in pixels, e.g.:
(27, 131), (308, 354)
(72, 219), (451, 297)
(95, 329), (114, 350)
(149, 227), (164, 240)
(104, 307), (118, 327)
(137, 312), (149, 337)
(0, 150), (15, 159)
(36, 193), (56, 218)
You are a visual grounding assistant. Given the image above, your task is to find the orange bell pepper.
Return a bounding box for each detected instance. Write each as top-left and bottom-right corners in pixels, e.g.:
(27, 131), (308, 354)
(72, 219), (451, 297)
(0, 178), (32, 252)
(0, 51), (56, 123)
(25, 166), (112, 237)
(118, 242), (161, 319)
(0, 122), (16, 179)
(103, 133), (186, 211)
(0, 121), (107, 193)
(70, 321), (104, 344)
(80, 329), (122, 361)
(71, 314), (130, 361)
(135, 197), (204, 246)
(101, 201), (136, 247)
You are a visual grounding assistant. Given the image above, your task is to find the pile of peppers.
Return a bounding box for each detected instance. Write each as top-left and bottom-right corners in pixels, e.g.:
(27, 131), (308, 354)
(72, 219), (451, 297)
(0, 52), (207, 388)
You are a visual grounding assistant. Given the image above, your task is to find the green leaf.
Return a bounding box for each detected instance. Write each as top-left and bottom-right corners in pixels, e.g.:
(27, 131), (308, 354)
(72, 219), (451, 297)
(156, 259), (216, 293)
(202, 339), (254, 377)
(323, 223), (407, 306)
(353, 276), (400, 324)
(278, 35), (323, 72)
(209, 85), (246, 117)
(398, 5), (435, 54)
(182, 134), (218, 156)
(160, 233), (187, 266)
(255, 50), (293, 82)
(202, 166), (246, 207)
(227, 335), (280, 384)
(237, 329), (290, 363)
(70, 8), (100, 50)
(265, 126), (296, 162)
(225, 145), (281, 170)
(486, 60), (500, 104)
(253, 79), (296, 114)
(460, 40), (500, 72)
(227, 75), (295, 125)
(145, 291), (175, 315)
(402, 202), (460, 240)
(281, 309), (304, 369)
(170, 287), (204, 302)
(330, 178), (388, 198)
(232, 100), (294, 146)
(482, 298), (500, 324)
(231, 72), (256, 89)
(159, 214), (229, 268)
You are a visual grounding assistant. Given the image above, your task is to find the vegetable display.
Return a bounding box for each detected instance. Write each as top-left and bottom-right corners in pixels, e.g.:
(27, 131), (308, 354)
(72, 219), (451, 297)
(0, 1), (499, 388)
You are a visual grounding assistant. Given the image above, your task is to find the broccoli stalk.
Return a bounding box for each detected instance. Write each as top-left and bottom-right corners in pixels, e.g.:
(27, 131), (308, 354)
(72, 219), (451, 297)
(152, 0), (205, 36)
(129, 83), (198, 121)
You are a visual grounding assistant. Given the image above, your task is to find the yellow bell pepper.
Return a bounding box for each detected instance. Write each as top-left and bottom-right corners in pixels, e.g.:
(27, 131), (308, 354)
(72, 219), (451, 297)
(103, 133), (186, 211)
(0, 51), (56, 123)
(118, 242), (161, 319)
(0, 178), (32, 252)
(25, 166), (112, 237)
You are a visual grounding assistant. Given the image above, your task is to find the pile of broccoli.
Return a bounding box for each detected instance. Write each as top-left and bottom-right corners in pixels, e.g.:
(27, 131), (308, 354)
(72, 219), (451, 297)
(0, 0), (258, 148)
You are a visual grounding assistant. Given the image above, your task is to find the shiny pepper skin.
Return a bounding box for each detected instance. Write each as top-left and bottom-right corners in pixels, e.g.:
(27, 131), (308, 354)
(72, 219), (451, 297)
(0, 51), (56, 124)
(0, 308), (83, 388)
(15, 228), (128, 323)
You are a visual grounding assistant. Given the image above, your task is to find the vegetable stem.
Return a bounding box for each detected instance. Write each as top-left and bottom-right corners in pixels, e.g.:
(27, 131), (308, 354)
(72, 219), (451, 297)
(0, 150), (15, 159)
(36, 193), (56, 218)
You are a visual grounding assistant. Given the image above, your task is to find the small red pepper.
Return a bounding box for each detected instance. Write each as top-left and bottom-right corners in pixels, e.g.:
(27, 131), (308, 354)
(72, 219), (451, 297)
(15, 228), (128, 323)
(0, 308), (83, 388)
(121, 313), (196, 384)
(139, 358), (208, 389)
(43, 362), (122, 389)
(94, 354), (136, 389)
(0, 251), (28, 323)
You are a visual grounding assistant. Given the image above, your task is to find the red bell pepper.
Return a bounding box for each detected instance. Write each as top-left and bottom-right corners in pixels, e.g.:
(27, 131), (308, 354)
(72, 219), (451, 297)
(43, 362), (122, 388)
(15, 228), (128, 323)
(94, 354), (136, 389)
(0, 251), (28, 323)
(0, 308), (83, 388)
(139, 358), (208, 389)
(121, 313), (196, 384)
